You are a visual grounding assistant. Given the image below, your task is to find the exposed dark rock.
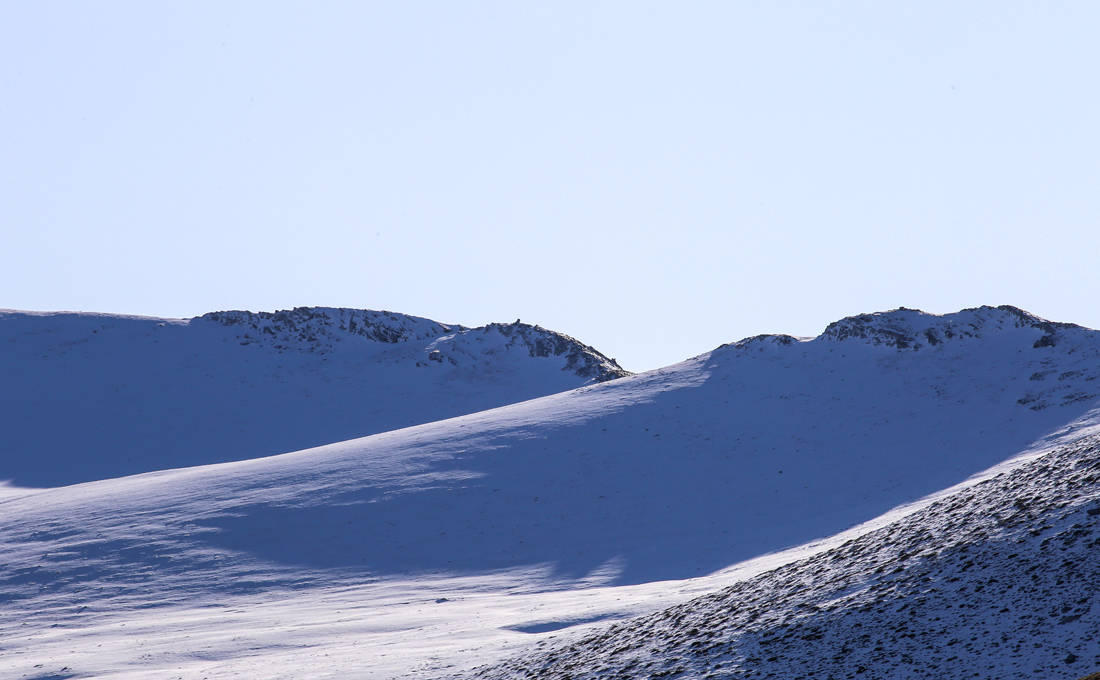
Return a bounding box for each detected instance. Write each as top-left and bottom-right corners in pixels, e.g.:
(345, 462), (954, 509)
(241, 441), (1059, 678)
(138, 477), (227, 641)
(819, 305), (1082, 351)
(200, 307), (457, 351)
(198, 307), (629, 383)
(471, 321), (629, 383)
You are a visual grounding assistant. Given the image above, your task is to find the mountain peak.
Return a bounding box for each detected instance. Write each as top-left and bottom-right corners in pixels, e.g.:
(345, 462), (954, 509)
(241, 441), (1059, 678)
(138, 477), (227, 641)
(819, 305), (1078, 350)
(197, 306), (629, 383)
(425, 320), (629, 383)
(715, 305), (1084, 356)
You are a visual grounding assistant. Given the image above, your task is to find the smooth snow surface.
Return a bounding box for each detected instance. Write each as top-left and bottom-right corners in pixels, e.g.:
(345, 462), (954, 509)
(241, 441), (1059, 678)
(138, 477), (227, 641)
(0, 307), (626, 487)
(2, 305), (1099, 679)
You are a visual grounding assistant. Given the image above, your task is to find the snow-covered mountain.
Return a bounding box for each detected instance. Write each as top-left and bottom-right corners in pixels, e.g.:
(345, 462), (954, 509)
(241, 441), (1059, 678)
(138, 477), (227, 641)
(2, 305), (1099, 679)
(465, 430), (1100, 680)
(0, 307), (627, 487)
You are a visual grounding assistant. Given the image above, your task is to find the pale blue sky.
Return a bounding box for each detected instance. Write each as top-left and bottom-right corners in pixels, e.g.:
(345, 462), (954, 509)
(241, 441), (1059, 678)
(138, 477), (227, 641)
(4, 2), (1098, 370)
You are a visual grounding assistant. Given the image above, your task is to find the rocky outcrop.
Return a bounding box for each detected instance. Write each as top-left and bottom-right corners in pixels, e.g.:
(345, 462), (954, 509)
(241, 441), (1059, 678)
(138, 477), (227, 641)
(199, 307), (459, 352)
(425, 321), (629, 383)
(198, 307), (629, 383)
(720, 333), (799, 351)
(820, 305), (1080, 350)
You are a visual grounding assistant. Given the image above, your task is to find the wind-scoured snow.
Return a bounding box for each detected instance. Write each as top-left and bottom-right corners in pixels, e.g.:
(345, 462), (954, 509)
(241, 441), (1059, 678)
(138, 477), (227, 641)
(0, 307), (627, 487)
(464, 430), (1100, 680)
(2, 305), (1099, 679)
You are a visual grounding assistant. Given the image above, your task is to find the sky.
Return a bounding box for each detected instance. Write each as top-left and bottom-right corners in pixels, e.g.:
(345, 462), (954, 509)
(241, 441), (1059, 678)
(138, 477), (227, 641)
(3, 1), (1099, 371)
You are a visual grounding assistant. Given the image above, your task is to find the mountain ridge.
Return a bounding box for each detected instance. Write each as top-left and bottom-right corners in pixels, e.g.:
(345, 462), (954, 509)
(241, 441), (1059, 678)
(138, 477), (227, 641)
(4, 306), (629, 381)
(3, 304), (1100, 679)
(720, 304), (1083, 353)
(0, 306), (628, 487)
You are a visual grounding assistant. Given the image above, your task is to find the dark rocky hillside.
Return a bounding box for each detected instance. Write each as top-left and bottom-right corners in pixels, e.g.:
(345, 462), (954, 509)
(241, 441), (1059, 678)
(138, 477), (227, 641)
(465, 432), (1100, 679)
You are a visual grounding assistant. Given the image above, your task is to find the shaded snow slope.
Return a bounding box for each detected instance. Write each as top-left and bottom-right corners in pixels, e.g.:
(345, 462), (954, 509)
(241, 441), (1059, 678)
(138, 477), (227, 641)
(0, 307), (627, 487)
(465, 431), (1100, 680)
(3, 305), (1100, 679)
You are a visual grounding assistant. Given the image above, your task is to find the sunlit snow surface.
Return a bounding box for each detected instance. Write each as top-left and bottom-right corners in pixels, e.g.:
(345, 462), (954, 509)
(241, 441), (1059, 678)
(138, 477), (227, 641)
(3, 306), (1100, 679)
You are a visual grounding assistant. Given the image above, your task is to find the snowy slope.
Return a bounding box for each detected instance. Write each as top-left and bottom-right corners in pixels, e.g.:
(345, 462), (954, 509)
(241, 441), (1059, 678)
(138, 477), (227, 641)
(0, 307), (627, 487)
(465, 430), (1100, 680)
(2, 305), (1100, 679)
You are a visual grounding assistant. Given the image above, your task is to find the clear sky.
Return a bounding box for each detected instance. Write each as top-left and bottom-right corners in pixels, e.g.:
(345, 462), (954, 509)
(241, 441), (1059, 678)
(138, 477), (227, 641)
(4, 2), (1099, 371)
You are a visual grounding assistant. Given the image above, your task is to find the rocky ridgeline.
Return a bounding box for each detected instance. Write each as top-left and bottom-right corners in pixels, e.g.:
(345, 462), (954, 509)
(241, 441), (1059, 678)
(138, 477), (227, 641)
(819, 305), (1078, 350)
(723, 333), (799, 351)
(200, 307), (459, 352)
(200, 308), (629, 383)
(717, 306), (1100, 413)
(722, 305), (1082, 353)
(464, 433), (1100, 680)
(831, 306), (1100, 412)
(426, 321), (630, 383)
